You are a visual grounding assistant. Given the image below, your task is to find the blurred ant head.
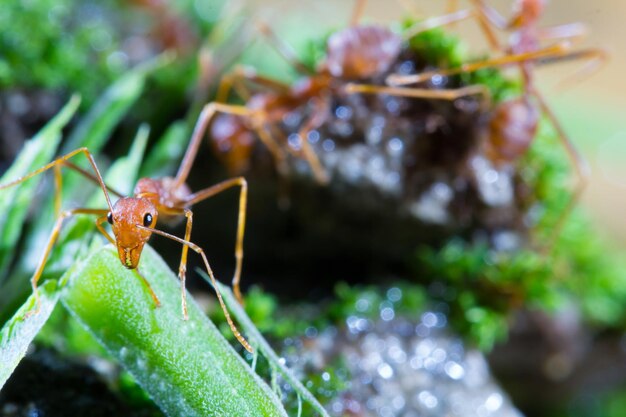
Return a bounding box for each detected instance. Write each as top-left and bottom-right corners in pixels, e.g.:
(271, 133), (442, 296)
(108, 197), (158, 269)
(323, 25), (402, 79)
(513, 0), (547, 27)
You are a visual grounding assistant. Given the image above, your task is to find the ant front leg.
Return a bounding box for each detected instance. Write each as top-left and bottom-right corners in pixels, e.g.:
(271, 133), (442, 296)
(137, 225), (253, 353)
(187, 177), (248, 305)
(25, 208), (108, 318)
(178, 208), (193, 319)
(386, 42), (570, 86)
(0, 147), (115, 212)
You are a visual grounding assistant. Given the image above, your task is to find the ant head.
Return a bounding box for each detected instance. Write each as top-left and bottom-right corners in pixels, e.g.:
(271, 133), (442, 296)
(515, 0), (547, 25)
(323, 25), (401, 79)
(108, 197), (158, 269)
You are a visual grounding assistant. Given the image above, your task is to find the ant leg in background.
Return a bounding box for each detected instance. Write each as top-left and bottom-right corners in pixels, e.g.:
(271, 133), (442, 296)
(173, 102), (287, 191)
(294, 97), (331, 184)
(344, 82), (490, 102)
(216, 66), (291, 103)
(255, 22), (315, 75)
(386, 42), (601, 86)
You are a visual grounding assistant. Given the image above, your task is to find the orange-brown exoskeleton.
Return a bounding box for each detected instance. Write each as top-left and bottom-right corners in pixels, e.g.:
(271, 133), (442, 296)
(386, 0), (607, 239)
(206, 0), (488, 184)
(0, 106), (253, 352)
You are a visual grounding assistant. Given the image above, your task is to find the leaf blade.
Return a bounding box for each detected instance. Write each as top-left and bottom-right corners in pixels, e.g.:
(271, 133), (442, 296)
(61, 245), (288, 417)
(0, 280), (61, 390)
(0, 95), (81, 280)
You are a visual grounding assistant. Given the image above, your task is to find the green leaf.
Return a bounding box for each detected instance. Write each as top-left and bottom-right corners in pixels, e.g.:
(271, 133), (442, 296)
(0, 279), (61, 389)
(211, 277), (331, 417)
(0, 95), (80, 281)
(61, 245), (288, 417)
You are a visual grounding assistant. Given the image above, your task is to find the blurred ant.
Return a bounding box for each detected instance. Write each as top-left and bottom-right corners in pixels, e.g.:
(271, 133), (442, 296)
(387, 0), (607, 238)
(0, 107), (253, 352)
(207, 0), (488, 184)
(129, 0), (198, 54)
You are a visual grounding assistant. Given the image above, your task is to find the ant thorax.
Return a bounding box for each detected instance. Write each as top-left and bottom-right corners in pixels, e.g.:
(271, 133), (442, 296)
(324, 25), (402, 79)
(134, 177), (192, 213)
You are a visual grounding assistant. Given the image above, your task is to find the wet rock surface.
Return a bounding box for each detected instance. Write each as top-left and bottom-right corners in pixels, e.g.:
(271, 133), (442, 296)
(280, 311), (523, 417)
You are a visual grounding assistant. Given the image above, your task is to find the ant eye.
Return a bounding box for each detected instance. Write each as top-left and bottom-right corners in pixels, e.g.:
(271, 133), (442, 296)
(143, 213), (153, 227)
(107, 212), (113, 224)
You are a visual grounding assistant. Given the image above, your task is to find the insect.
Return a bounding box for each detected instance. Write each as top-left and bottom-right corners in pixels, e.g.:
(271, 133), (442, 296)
(386, 0), (607, 237)
(0, 105), (253, 352)
(207, 0), (488, 184)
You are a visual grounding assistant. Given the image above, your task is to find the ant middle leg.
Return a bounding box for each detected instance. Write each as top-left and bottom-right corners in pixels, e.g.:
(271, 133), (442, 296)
(186, 177), (248, 305)
(345, 82), (490, 102)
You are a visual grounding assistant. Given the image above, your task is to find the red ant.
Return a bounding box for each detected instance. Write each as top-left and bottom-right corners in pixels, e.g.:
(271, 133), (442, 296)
(0, 106), (253, 352)
(206, 0), (488, 184)
(129, 0), (198, 54)
(387, 0), (607, 236)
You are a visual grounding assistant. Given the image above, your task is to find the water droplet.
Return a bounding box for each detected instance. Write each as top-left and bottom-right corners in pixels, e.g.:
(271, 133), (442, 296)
(377, 362), (394, 379)
(335, 105), (352, 119)
(418, 390), (438, 408)
(287, 133), (302, 152)
(387, 287), (402, 302)
(445, 361), (465, 380)
(356, 298), (371, 313)
(380, 307), (395, 321)
(431, 74), (444, 86)
(322, 139), (335, 152)
(387, 137), (404, 155)
(485, 392), (503, 411)
(307, 130), (320, 144)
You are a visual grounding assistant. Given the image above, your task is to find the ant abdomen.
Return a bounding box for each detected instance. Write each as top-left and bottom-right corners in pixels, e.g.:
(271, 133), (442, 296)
(209, 113), (256, 175)
(486, 98), (539, 163)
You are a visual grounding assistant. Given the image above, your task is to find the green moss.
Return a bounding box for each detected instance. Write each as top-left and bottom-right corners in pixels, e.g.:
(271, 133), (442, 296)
(412, 117), (626, 349)
(0, 0), (122, 102)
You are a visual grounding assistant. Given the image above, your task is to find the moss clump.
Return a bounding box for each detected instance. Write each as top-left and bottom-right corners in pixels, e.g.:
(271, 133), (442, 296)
(0, 0), (123, 103)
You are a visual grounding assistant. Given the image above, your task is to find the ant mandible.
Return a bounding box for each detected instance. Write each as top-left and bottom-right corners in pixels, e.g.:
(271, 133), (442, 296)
(207, 0), (488, 184)
(0, 106), (253, 352)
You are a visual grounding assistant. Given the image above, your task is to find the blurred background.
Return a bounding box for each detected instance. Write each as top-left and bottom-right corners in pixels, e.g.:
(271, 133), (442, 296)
(243, 0), (626, 248)
(2, 1), (626, 416)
